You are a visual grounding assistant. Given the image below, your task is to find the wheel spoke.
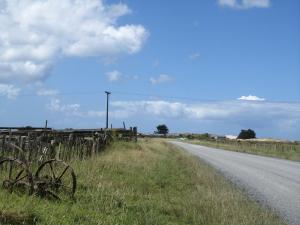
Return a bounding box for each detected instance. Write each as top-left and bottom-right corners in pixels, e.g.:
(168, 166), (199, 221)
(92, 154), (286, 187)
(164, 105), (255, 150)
(58, 166), (69, 180)
(13, 174), (28, 184)
(49, 162), (56, 179)
(45, 189), (60, 200)
(15, 169), (24, 180)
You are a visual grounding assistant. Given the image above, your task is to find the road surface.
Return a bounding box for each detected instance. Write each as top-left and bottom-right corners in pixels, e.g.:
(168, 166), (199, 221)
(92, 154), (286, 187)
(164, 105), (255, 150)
(170, 141), (300, 225)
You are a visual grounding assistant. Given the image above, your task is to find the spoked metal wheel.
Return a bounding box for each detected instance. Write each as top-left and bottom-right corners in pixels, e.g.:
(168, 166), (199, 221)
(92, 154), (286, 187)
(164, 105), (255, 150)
(35, 159), (76, 200)
(0, 158), (33, 194)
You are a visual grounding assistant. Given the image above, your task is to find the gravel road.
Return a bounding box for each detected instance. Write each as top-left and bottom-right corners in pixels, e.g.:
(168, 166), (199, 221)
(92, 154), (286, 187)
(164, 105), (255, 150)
(170, 141), (300, 225)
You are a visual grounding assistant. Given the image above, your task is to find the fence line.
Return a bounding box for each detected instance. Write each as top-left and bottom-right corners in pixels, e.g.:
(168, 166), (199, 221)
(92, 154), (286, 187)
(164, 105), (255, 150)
(0, 127), (138, 162)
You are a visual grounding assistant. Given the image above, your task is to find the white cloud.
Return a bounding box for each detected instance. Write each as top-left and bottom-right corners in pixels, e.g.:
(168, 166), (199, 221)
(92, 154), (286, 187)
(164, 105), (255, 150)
(0, 0), (148, 83)
(219, 0), (239, 7)
(45, 99), (300, 124)
(47, 98), (81, 116)
(111, 100), (239, 120)
(86, 110), (106, 118)
(0, 84), (20, 99)
(150, 74), (172, 85)
(37, 88), (58, 96)
(109, 100), (300, 130)
(47, 98), (106, 118)
(218, 0), (270, 9)
(105, 70), (139, 82)
(45, 98), (300, 137)
(243, 0), (270, 8)
(238, 95), (265, 101)
(106, 70), (122, 82)
(189, 52), (200, 60)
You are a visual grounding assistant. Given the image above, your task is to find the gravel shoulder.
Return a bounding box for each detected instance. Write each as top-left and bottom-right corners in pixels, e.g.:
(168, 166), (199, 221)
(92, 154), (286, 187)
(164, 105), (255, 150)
(170, 141), (300, 225)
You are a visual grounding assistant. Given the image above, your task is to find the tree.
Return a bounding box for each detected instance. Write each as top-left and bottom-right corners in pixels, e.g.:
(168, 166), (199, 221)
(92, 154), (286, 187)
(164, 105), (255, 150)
(237, 129), (256, 139)
(156, 124), (169, 136)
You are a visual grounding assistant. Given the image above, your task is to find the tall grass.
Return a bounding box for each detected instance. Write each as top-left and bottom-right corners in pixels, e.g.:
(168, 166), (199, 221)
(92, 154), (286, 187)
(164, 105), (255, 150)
(0, 139), (286, 225)
(186, 139), (300, 161)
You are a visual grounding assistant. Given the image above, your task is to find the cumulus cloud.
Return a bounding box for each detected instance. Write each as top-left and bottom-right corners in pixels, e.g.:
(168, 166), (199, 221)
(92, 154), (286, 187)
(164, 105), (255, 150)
(109, 100), (300, 130)
(110, 100), (239, 119)
(106, 70), (122, 82)
(0, 0), (148, 83)
(46, 99), (300, 123)
(45, 98), (300, 137)
(150, 74), (172, 85)
(47, 98), (106, 118)
(218, 0), (270, 9)
(0, 84), (20, 99)
(238, 95), (265, 101)
(47, 98), (81, 116)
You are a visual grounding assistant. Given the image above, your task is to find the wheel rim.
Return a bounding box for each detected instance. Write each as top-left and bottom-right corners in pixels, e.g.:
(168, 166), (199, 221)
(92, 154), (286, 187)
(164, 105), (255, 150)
(0, 158), (32, 193)
(35, 159), (76, 200)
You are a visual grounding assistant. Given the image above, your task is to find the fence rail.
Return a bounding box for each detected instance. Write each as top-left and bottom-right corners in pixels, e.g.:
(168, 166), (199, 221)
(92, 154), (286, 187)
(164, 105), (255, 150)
(0, 127), (137, 162)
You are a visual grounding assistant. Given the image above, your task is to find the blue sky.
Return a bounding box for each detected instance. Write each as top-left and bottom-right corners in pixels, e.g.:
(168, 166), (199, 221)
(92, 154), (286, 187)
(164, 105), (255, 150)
(0, 0), (299, 140)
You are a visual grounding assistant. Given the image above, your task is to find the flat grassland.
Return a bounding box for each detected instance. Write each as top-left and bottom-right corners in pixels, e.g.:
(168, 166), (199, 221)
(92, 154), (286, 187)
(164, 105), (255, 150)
(0, 139), (286, 225)
(185, 139), (300, 161)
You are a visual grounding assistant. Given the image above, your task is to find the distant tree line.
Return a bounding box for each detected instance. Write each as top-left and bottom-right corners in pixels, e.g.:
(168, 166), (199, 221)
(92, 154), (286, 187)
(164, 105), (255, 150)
(154, 124), (256, 140)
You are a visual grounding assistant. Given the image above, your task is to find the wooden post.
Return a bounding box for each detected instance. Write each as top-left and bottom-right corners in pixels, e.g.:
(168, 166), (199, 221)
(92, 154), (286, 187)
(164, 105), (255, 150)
(92, 135), (96, 156)
(133, 127), (138, 142)
(1, 134), (5, 157)
(57, 142), (61, 160)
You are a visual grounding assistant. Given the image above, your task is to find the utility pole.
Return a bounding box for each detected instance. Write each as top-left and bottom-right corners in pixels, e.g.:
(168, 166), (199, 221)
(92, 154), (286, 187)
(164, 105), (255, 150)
(105, 91), (111, 129)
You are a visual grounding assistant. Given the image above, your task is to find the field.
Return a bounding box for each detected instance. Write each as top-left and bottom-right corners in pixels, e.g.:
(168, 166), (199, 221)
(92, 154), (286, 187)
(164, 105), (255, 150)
(0, 139), (286, 225)
(184, 139), (300, 161)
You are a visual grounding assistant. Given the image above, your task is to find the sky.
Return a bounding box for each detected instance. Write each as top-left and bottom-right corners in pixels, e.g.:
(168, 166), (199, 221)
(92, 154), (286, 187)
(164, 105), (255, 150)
(0, 0), (299, 140)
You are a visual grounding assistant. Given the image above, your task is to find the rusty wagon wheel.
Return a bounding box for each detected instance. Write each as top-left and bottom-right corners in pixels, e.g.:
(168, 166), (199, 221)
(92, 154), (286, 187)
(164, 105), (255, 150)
(0, 158), (33, 194)
(35, 159), (76, 200)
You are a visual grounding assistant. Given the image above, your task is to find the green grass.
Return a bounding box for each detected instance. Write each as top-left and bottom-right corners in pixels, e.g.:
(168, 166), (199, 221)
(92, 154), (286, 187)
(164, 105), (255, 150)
(0, 139), (287, 225)
(185, 139), (300, 161)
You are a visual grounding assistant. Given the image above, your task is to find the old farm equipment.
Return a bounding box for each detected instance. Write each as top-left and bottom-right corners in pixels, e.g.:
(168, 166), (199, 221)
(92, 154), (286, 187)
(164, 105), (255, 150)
(0, 143), (76, 200)
(0, 126), (137, 200)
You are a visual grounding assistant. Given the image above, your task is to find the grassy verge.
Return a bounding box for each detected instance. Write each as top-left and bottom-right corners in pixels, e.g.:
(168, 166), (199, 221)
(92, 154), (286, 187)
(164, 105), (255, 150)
(0, 139), (286, 225)
(184, 139), (300, 161)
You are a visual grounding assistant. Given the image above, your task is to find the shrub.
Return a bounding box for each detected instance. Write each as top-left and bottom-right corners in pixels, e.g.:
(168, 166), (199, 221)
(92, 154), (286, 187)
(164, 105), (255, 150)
(237, 129), (256, 139)
(156, 124), (169, 135)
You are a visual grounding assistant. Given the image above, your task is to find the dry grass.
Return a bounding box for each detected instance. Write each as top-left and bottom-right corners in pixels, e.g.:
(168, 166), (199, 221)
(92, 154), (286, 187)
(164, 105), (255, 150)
(0, 139), (287, 225)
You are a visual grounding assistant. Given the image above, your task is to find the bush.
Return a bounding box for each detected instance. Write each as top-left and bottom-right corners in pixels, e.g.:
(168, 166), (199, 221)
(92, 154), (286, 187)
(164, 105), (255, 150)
(237, 129), (256, 139)
(156, 124), (169, 135)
